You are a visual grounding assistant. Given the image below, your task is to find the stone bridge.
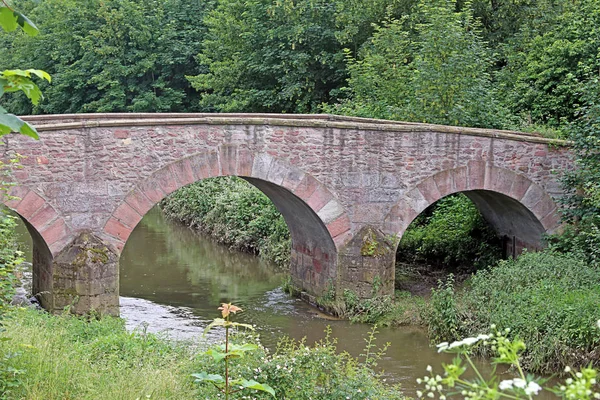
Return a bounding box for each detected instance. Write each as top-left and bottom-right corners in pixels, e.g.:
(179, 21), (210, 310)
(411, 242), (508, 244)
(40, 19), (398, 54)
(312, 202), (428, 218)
(2, 113), (572, 315)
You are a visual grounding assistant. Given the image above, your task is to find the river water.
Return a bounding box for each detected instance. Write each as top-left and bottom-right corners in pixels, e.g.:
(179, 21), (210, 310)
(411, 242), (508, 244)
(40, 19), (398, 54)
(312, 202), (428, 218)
(14, 208), (555, 397)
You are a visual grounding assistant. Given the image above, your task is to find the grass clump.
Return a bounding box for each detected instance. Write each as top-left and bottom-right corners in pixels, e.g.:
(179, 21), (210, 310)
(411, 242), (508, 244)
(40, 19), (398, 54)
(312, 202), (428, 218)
(160, 177), (291, 268)
(424, 251), (600, 373)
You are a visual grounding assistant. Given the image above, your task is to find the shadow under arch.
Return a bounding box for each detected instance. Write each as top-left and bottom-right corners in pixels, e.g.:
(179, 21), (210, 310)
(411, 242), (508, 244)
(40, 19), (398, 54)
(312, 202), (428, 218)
(385, 164), (562, 254)
(102, 150), (351, 297)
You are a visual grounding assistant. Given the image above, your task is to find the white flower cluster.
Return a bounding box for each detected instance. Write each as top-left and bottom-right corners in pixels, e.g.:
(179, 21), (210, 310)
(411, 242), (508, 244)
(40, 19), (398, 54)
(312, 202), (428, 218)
(436, 334), (491, 352)
(498, 378), (542, 396)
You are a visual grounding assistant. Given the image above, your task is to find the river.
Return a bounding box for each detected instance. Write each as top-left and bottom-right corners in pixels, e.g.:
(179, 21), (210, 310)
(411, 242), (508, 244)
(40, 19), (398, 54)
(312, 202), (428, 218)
(14, 207), (556, 398)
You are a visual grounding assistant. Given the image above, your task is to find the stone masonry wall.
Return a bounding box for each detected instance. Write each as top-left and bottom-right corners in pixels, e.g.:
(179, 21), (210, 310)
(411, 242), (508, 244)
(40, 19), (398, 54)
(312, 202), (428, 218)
(1, 114), (573, 313)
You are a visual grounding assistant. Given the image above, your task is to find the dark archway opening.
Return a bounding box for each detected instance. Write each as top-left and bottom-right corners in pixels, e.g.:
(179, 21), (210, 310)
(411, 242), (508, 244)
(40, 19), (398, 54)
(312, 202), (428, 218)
(395, 193), (504, 296)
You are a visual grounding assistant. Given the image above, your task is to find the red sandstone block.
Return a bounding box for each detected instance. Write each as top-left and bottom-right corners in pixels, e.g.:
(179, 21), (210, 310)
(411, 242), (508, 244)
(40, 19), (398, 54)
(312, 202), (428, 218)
(169, 159), (196, 187)
(453, 167), (468, 192)
(417, 177), (441, 204)
(206, 151), (221, 178)
(509, 174), (531, 200)
(125, 190), (154, 216)
(333, 230), (353, 248)
(307, 185), (333, 212)
(104, 217), (132, 241)
(236, 149), (254, 177)
(113, 202), (142, 229)
(488, 167), (515, 195)
(114, 130), (129, 139)
(41, 218), (67, 246)
(29, 204), (58, 230)
(467, 161), (486, 190)
(154, 168), (180, 196)
(327, 214), (350, 239)
(36, 156), (49, 165)
(282, 168), (305, 192)
(521, 183), (545, 209)
(4, 186), (28, 208)
(188, 153), (210, 180)
(433, 170), (454, 197)
(138, 179), (166, 204)
(531, 195), (557, 221)
(541, 210), (561, 232)
(220, 146), (237, 176)
(293, 175), (318, 201)
(16, 190), (46, 220)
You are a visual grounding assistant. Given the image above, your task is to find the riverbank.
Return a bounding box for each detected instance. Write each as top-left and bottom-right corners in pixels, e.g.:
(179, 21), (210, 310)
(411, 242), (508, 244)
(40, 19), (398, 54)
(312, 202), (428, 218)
(0, 307), (404, 399)
(160, 176), (291, 268)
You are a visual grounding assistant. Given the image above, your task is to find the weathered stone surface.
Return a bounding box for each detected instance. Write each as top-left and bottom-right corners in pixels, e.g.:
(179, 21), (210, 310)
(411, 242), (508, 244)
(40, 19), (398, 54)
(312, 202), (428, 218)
(1, 114), (573, 314)
(47, 232), (119, 316)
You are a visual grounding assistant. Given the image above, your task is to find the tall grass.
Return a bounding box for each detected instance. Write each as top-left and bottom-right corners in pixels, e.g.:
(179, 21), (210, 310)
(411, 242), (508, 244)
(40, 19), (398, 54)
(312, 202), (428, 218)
(0, 308), (199, 399)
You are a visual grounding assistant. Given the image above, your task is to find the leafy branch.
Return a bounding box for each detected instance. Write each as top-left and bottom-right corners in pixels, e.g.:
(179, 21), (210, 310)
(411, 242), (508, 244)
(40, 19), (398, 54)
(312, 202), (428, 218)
(0, 2), (50, 139)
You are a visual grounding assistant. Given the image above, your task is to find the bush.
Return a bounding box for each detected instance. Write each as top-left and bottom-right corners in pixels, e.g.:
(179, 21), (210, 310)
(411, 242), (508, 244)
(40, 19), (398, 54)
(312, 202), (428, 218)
(160, 177), (291, 268)
(397, 194), (502, 271)
(195, 327), (405, 400)
(426, 251), (600, 373)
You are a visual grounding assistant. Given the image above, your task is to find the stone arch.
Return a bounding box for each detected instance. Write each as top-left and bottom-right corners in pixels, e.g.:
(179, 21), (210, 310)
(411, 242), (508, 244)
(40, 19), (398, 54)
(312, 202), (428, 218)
(3, 185), (69, 255)
(101, 148), (350, 296)
(384, 161), (561, 252)
(2, 185), (69, 308)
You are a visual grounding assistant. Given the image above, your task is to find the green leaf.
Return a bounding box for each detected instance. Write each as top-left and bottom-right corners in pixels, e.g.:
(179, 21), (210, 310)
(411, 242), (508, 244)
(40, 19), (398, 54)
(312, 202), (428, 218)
(203, 318), (226, 335)
(26, 69), (51, 82)
(239, 379), (276, 397)
(205, 347), (227, 363)
(0, 113), (39, 139)
(14, 11), (38, 36)
(0, 7), (18, 32)
(191, 372), (225, 385)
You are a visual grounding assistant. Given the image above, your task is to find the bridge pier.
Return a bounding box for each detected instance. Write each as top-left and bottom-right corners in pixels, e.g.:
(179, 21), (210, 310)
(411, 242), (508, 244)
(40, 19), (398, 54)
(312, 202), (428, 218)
(337, 226), (396, 298)
(35, 233), (119, 316)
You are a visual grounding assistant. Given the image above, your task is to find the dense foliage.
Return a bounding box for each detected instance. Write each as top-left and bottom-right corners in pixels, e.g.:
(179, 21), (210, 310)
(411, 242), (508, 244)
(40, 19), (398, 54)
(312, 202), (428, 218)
(425, 251), (600, 373)
(397, 194), (502, 270)
(160, 177), (290, 268)
(0, 0), (209, 114)
(0, 307), (404, 399)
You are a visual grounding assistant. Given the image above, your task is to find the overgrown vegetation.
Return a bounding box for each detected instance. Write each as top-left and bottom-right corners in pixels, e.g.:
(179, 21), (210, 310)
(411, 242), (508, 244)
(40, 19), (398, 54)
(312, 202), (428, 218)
(397, 194), (502, 272)
(160, 177), (291, 268)
(0, 307), (404, 399)
(424, 251), (600, 373)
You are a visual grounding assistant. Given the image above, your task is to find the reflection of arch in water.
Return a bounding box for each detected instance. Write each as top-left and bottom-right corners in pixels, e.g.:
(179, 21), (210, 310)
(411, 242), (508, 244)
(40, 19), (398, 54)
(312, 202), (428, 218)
(103, 150), (350, 297)
(119, 207), (283, 304)
(385, 164), (561, 255)
(3, 186), (64, 307)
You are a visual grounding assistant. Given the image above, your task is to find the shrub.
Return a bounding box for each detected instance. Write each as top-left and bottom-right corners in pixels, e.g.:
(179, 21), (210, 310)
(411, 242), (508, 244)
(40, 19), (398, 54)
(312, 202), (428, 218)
(427, 251), (600, 373)
(397, 194), (502, 271)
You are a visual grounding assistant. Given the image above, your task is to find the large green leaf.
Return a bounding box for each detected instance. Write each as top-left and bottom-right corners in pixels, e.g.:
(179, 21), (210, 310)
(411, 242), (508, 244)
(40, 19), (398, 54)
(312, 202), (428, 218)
(14, 11), (38, 36)
(0, 113), (39, 139)
(191, 372), (225, 385)
(237, 379), (276, 397)
(0, 7), (18, 33)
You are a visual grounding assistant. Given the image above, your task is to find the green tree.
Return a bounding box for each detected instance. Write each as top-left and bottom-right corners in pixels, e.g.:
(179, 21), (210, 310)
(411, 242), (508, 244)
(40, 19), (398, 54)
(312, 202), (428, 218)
(498, 0), (600, 128)
(327, 0), (510, 128)
(188, 0), (348, 113)
(0, 0), (211, 114)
